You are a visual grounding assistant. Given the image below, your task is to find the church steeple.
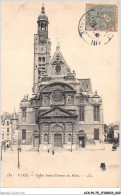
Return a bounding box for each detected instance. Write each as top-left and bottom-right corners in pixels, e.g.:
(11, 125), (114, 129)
(37, 4), (49, 40)
(41, 4), (45, 14)
(33, 5), (51, 95)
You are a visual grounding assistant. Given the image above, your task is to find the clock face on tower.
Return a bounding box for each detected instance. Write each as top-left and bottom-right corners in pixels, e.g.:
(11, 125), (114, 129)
(39, 46), (46, 54)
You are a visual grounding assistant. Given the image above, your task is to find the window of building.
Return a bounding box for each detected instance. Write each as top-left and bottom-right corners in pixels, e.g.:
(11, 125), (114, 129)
(7, 128), (9, 132)
(38, 57), (41, 61)
(23, 109), (26, 117)
(41, 22), (45, 30)
(7, 121), (9, 125)
(22, 129), (26, 140)
(44, 134), (48, 142)
(2, 134), (4, 139)
(42, 57), (45, 62)
(79, 106), (84, 121)
(68, 134), (72, 142)
(94, 129), (99, 140)
(45, 23), (47, 31)
(94, 106), (99, 121)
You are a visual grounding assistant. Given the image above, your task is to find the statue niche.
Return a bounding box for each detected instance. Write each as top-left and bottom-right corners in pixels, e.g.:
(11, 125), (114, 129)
(43, 96), (49, 106)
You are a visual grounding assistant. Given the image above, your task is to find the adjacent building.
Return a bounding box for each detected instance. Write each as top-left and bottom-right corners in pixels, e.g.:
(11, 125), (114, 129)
(1, 111), (18, 146)
(18, 5), (104, 150)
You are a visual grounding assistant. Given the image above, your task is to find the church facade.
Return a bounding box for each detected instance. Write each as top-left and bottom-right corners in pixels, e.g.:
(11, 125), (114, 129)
(18, 6), (104, 150)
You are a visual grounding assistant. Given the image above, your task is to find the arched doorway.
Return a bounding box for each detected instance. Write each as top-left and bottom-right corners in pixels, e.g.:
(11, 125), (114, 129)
(33, 130), (39, 147)
(78, 130), (86, 148)
(54, 134), (62, 147)
(52, 125), (63, 147)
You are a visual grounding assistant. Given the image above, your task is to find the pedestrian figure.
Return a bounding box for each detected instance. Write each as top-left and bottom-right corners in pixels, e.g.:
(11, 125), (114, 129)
(112, 143), (117, 151)
(48, 149), (50, 153)
(7, 144), (9, 148)
(100, 163), (106, 171)
(52, 150), (55, 155)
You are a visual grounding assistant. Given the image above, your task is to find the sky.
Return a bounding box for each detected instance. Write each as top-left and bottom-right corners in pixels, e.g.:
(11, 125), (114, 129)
(1, 1), (120, 124)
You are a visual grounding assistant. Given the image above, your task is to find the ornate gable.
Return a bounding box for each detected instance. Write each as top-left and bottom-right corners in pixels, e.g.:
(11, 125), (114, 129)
(47, 46), (73, 77)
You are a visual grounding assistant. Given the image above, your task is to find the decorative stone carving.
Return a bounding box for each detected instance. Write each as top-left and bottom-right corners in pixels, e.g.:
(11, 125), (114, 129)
(79, 97), (84, 104)
(52, 125), (63, 132)
(52, 90), (64, 103)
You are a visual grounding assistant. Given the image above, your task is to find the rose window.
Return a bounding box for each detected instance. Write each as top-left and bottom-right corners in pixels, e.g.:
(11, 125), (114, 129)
(55, 65), (61, 74)
(52, 90), (63, 102)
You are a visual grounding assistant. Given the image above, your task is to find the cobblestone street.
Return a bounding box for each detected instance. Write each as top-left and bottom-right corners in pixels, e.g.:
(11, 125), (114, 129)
(1, 144), (120, 188)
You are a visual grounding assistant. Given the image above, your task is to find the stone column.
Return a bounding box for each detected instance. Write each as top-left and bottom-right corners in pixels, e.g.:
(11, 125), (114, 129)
(39, 123), (41, 145)
(63, 122), (66, 144)
(48, 123), (50, 144)
(72, 123), (73, 145)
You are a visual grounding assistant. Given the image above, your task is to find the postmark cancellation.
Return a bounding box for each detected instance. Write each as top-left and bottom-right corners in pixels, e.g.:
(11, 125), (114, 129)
(78, 4), (118, 45)
(86, 4), (118, 32)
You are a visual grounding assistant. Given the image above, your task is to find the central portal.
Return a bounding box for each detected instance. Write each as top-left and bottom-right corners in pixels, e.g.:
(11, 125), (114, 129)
(54, 134), (62, 147)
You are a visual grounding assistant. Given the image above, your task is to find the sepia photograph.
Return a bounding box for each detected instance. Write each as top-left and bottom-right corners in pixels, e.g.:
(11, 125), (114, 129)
(1, 0), (120, 190)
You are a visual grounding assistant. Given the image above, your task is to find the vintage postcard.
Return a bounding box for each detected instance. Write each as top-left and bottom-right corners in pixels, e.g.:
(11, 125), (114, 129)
(1, 0), (120, 190)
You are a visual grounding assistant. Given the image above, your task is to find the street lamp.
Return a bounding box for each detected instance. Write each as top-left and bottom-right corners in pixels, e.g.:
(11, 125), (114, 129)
(17, 135), (21, 169)
(17, 143), (21, 168)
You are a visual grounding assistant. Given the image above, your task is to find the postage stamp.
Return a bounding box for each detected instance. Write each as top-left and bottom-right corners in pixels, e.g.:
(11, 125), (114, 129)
(78, 4), (118, 46)
(86, 4), (118, 32)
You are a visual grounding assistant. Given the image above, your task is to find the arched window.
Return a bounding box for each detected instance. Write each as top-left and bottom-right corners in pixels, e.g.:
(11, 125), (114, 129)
(94, 129), (99, 140)
(68, 134), (72, 142)
(23, 108), (26, 117)
(41, 22), (45, 30)
(94, 106), (99, 121)
(44, 134), (48, 142)
(79, 106), (84, 121)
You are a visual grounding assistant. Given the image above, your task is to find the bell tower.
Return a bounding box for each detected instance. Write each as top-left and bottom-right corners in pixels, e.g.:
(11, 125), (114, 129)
(37, 5), (48, 39)
(33, 5), (51, 95)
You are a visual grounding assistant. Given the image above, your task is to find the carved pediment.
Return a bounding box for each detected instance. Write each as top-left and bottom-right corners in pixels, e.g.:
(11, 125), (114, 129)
(39, 106), (77, 118)
(89, 97), (102, 105)
(77, 94), (88, 105)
